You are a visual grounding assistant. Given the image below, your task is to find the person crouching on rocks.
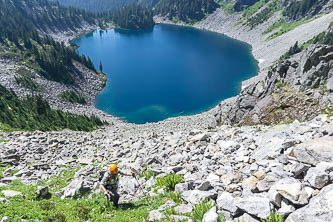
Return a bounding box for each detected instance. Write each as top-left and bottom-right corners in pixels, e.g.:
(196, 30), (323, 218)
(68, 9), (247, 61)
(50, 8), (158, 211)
(100, 164), (135, 208)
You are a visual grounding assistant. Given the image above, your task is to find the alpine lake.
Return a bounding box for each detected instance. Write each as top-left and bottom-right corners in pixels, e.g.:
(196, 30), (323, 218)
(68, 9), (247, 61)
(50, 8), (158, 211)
(73, 24), (258, 124)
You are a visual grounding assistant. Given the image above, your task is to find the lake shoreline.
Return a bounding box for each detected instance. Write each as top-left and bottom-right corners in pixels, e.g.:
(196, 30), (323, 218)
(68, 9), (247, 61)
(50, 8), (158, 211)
(48, 10), (333, 126)
(74, 25), (257, 124)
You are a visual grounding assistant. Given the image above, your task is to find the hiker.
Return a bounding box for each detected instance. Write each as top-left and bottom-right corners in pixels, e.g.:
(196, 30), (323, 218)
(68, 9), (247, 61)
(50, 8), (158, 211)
(100, 164), (135, 207)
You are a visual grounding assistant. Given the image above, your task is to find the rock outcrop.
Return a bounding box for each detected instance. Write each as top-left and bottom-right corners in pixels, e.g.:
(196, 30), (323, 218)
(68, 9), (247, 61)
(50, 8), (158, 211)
(214, 45), (333, 126)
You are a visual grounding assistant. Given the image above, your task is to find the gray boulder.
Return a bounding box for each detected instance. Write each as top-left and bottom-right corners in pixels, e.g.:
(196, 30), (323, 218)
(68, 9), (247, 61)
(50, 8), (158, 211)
(149, 210), (165, 221)
(35, 186), (49, 199)
(216, 192), (239, 216)
(269, 178), (309, 206)
(291, 136), (333, 166)
(182, 190), (217, 205)
(235, 195), (273, 219)
(175, 182), (192, 193)
(61, 179), (89, 199)
(286, 184), (333, 222)
(174, 204), (193, 214)
(158, 200), (176, 211)
(118, 177), (138, 195)
(304, 167), (330, 189)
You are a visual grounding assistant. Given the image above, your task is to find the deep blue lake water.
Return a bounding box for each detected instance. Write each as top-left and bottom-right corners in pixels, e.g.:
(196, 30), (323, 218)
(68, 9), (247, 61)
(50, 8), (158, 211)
(73, 24), (258, 124)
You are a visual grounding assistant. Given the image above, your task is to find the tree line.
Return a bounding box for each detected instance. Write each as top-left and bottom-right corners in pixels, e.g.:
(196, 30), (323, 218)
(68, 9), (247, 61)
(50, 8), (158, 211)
(0, 0), (109, 131)
(112, 4), (155, 29)
(0, 85), (107, 132)
(283, 0), (327, 21)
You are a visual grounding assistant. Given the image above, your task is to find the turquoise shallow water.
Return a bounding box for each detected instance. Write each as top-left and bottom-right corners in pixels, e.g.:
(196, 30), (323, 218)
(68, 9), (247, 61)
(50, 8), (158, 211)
(73, 24), (258, 124)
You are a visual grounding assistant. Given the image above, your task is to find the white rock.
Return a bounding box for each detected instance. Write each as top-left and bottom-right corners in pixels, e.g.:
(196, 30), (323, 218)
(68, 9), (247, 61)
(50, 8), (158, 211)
(1, 190), (21, 197)
(148, 210), (165, 221)
(202, 206), (218, 222)
(181, 190), (217, 205)
(174, 204), (193, 214)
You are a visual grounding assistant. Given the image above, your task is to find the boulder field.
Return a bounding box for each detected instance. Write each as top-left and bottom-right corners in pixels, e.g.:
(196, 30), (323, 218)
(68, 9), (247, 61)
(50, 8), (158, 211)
(1, 111), (333, 221)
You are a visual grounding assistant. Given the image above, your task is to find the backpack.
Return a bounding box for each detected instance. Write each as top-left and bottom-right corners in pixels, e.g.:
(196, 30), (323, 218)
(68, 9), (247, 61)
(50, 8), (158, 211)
(99, 170), (106, 182)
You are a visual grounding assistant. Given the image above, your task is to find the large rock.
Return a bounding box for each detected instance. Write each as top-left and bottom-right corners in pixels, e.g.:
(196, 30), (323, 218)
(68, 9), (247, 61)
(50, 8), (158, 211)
(1, 190), (21, 197)
(304, 167), (330, 189)
(202, 206), (218, 222)
(216, 192), (239, 216)
(181, 190), (217, 205)
(286, 184), (333, 222)
(175, 182), (192, 193)
(158, 200), (176, 211)
(242, 176), (259, 191)
(174, 204), (193, 214)
(269, 178), (309, 206)
(118, 177), (138, 195)
(149, 210), (165, 221)
(291, 136), (333, 166)
(235, 195), (273, 219)
(61, 179), (89, 199)
(35, 186), (49, 199)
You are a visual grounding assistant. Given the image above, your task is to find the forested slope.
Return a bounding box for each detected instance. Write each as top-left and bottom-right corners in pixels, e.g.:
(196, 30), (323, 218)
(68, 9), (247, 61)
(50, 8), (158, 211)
(0, 0), (108, 131)
(153, 0), (219, 23)
(112, 4), (155, 29)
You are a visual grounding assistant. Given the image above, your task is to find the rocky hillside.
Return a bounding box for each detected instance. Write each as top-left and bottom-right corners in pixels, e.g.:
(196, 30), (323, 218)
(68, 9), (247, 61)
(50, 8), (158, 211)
(1, 109), (333, 221)
(213, 43), (333, 126)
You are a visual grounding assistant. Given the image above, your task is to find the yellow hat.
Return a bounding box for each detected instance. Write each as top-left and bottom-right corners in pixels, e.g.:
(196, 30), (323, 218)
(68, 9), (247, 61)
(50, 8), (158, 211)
(109, 164), (118, 175)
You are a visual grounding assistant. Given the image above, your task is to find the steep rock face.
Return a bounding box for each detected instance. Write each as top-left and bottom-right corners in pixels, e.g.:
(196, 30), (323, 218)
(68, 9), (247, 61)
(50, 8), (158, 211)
(214, 44), (333, 126)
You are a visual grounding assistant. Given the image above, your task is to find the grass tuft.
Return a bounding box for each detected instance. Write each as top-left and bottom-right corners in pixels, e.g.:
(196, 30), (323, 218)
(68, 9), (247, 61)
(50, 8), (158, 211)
(155, 174), (183, 192)
(261, 212), (284, 222)
(192, 200), (215, 222)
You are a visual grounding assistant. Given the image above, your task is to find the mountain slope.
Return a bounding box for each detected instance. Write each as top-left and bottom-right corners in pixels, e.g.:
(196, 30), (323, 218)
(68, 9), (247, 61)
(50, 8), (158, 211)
(0, 0), (109, 131)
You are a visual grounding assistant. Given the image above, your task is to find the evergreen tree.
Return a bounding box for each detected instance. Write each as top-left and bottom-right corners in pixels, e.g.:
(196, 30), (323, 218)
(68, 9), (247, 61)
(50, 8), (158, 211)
(99, 61), (103, 73)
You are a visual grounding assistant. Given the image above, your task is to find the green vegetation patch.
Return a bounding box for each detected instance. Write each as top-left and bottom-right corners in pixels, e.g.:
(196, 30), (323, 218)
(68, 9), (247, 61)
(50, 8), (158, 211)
(0, 84), (107, 132)
(140, 169), (156, 181)
(241, 0), (269, 20)
(0, 177), (178, 222)
(261, 212), (284, 222)
(245, 0), (282, 29)
(266, 16), (319, 40)
(218, 1), (235, 14)
(153, 0), (219, 24)
(59, 90), (87, 105)
(192, 200), (224, 222)
(283, 0), (327, 21)
(155, 174), (183, 191)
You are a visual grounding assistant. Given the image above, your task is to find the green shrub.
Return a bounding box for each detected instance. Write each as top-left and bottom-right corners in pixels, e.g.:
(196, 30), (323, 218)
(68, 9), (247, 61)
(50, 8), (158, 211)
(0, 84), (107, 132)
(0, 167), (5, 178)
(193, 200), (215, 222)
(75, 203), (92, 220)
(39, 201), (55, 211)
(59, 90), (87, 105)
(166, 192), (182, 204)
(43, 212), (67, 222)
(15, 75), (43, 92)
(275, 80), (286, 88)
(155, 174), (183, 191)
(261, 212), (284, 222)
(141, 170), (155, 180)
